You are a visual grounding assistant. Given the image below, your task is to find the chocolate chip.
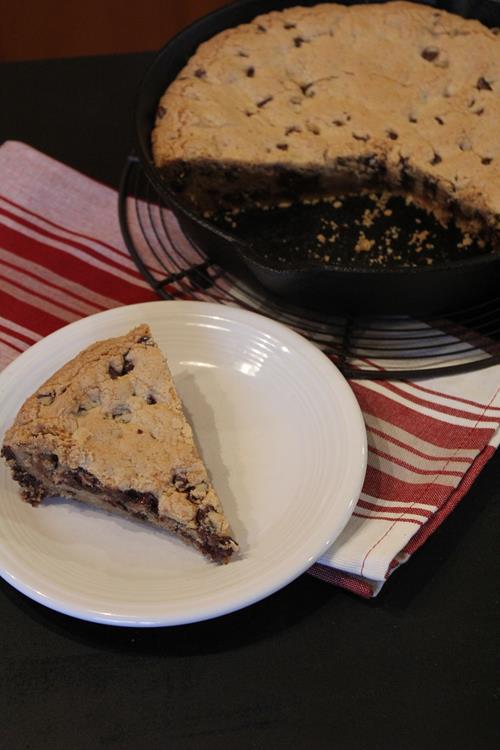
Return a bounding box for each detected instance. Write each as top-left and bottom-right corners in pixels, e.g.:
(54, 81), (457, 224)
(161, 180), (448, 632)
(156, 106), (166, 120)
(171, 471), (208, 503)
(475, 107), (485, 116)
(49, 453), (59, 468)
(11, 464), (42, 501)
(194, 68), (206, 78)
(137, 335), (153, 345)
(434, 116), (444, 125)
(477, 77), (493, 91)
(421, 46), (439, 62)
(112, 404), (131, 420)
(300, 83), (315, 97)
(130, 492), (154, 510)
(1, 446), (15, 461)
(137, 429), (143, 434)
(481, 157), (493, 165)
(125, 490), (158, 514)
(188, 481), (207, 501)
(109, 353), (135, 379)
(332, 119), (345, 127)
(276, 143), (289, 151)
(196, 505), (216, 528)
(359, 154), (379, 169)
(386, 129), (398, 140)
(72, 467), (102, 490)
(294, 37), (308, 47)
(172, 471), (189, 491)
(199, 534), (234, 563)
(257, 96), (273, 108)
(430, 152), (442, 165)
(15, 469), (37, 487)
(146, 394), (157, 405)
(246, 66), (255, 77)
(307, 123), (321, 135)
(36, 390), (56, 405)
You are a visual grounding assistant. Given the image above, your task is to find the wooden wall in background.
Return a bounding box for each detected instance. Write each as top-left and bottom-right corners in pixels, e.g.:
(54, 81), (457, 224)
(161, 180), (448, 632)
(1, 0), (228, 61)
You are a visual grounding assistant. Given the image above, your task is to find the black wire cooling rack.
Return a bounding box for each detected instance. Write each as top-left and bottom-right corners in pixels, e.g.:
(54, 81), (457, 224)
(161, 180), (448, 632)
(119, 155), (500, 380)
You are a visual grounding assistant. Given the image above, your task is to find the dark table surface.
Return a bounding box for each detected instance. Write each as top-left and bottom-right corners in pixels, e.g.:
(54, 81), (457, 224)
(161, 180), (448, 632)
(1, 53), (499, 750)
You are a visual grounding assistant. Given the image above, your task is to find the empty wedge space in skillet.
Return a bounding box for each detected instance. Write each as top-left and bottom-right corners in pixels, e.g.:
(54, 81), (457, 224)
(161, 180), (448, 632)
(152, 1), (500, 253)
(1, 324), (238, 563)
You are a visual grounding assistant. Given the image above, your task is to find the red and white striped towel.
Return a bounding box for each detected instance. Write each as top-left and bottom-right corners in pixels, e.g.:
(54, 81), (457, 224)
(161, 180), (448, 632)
(1, 141), (500, 598)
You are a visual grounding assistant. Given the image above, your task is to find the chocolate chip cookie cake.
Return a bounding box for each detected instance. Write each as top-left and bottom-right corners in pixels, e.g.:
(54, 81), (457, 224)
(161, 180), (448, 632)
(1, 325), (238, 563)
(152, 1), (500, 248)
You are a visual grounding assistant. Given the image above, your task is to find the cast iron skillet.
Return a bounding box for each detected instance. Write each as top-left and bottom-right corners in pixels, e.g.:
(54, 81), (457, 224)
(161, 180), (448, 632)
(134, 0), (500, 315)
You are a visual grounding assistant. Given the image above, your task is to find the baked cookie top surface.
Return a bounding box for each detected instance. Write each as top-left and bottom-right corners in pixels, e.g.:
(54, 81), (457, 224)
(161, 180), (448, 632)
(4, 324), (233, 537)
(152, 1), (500, 221)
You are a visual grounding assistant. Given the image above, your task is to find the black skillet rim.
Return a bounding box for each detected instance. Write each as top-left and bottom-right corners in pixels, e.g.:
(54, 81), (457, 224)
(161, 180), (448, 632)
(134, 0), (500, 278)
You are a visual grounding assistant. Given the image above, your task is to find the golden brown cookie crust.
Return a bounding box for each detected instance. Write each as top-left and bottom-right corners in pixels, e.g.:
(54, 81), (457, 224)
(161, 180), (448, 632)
(152, 2), (499, 235)
(2, 325), (238, 562)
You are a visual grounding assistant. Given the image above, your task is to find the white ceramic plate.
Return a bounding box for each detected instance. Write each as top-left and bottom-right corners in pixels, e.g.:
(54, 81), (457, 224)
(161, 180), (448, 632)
(0, 301), (366, 626)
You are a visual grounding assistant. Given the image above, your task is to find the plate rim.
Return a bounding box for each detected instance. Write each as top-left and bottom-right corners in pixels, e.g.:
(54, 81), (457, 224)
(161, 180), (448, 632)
(0, 300), (367, 626)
